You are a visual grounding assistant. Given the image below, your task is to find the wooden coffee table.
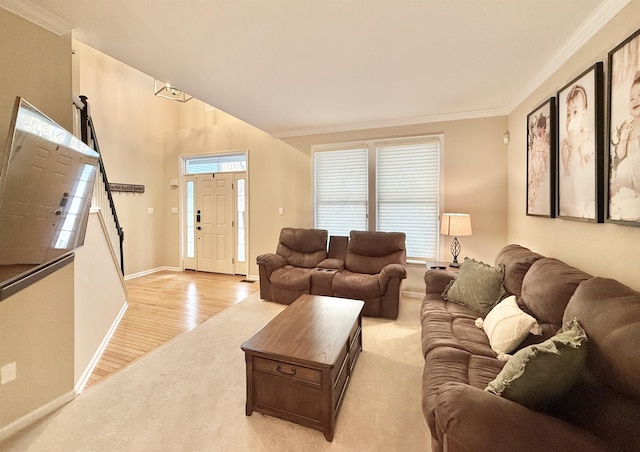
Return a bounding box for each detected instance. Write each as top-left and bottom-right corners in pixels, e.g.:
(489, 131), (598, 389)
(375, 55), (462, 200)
(241, 294), (364, 441)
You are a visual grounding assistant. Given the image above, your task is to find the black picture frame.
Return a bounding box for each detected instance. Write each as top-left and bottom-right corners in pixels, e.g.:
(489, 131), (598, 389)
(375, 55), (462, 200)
(556, 62), (604, 222)
(526, 97), (556, 217)
(607, 27), (640, 225)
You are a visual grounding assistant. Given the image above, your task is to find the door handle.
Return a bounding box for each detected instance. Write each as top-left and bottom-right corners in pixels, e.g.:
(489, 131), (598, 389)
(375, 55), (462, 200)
(197, 226), (201, 230)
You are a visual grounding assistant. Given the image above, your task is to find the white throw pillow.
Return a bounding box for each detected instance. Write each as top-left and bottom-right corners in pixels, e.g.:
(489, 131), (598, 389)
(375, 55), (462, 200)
(476, 295), (541, 359)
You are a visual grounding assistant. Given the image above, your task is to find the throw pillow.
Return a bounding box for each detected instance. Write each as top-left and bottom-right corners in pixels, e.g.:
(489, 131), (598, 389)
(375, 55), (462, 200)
(485, 318), (588, 410)
(443, 257), (505, 315)
(476, 295), (542, 359)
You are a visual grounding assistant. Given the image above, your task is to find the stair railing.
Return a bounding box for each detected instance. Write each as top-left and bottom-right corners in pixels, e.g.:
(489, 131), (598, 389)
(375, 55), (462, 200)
(73, 95), (125, 275)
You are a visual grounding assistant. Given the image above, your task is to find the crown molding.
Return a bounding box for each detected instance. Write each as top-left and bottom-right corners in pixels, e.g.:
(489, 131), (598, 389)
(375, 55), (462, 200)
(508, 0), (631, 114)
(273, 0), (630, 139)
(0, 0), (72, 36)
(270, 107), (508, 139)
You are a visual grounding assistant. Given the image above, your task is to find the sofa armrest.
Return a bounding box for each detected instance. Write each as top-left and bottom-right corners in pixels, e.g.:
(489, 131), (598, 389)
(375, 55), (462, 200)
(424, 269), (455, 295)
(256, 253), (287, 277)
(379, 263), (407, 286)
(434, 382), (609, 452)
(317, 258), (344, 270)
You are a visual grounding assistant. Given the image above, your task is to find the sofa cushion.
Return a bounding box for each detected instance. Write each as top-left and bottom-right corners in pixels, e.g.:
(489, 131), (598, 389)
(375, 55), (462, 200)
(494, 244), (544, 297)
(422, 346), (506, 434)
(443, 258), (505, 316)
(316, 258), (344, 270)
(332, 270), (381, 299)
(563, 277), (640, 399)
(270, 266), (315, 291)
(485, 318), (588, 411)
(344, 230), (406, 274)
(276, 227), (328, 268)
(518, 258), (591, 338)
(553, 379), (640, 452)
(421, 296), (496, 358)
(478, 295), (541, 358)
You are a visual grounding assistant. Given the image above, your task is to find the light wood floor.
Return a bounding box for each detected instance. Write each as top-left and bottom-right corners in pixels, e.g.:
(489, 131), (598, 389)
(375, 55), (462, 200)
(84, 270), (260, 390)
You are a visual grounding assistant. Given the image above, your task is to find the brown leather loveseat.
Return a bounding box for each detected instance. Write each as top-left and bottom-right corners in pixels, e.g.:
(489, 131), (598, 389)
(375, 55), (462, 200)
(257, 228), (407, 319)
(421, 244), (640, 452)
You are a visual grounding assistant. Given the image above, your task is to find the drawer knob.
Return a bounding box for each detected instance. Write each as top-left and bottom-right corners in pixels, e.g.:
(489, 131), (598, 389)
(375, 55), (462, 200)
(276, 365), (297, 376)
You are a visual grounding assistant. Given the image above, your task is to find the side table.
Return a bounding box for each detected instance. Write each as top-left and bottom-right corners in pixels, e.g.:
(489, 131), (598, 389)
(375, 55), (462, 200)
(426, 261), (460, 274)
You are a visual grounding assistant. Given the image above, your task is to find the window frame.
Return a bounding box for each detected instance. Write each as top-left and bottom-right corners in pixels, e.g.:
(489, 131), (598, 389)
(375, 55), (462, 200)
(312, 135), (443, 263)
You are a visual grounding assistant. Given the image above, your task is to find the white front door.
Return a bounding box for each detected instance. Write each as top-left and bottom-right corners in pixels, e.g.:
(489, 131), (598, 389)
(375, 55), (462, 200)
(195, 173), (234, 274)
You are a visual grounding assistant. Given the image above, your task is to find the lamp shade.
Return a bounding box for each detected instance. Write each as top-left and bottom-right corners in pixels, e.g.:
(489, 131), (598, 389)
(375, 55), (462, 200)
(440, 213), (472, 236)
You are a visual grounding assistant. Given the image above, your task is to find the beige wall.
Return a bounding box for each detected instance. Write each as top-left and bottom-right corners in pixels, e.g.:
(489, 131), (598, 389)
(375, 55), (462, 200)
(0, 261), (75, 430)
(0, 8), (72, 165)
(507, 0), (640, 291)
(161, 103), (508, 293)
(72, 29), (509, 295)
(0, 9), (75, 433)
(282, 117), (509, 292)
(73, 40), (179, 277)
(163, 102), (319, 279)
(74, 212), (128, 387)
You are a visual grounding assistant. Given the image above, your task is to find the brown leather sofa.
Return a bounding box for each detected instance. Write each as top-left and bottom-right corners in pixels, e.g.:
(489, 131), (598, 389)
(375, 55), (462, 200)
(421, 244), (640, 452)
(257, 228), (407, 319)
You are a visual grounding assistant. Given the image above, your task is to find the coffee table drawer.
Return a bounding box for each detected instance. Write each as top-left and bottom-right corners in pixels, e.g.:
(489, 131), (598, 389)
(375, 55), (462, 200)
(254, 356), (322, 385)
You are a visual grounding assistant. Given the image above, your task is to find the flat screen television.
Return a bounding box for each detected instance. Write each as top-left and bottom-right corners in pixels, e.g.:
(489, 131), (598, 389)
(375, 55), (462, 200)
(0, 97), (100, 298)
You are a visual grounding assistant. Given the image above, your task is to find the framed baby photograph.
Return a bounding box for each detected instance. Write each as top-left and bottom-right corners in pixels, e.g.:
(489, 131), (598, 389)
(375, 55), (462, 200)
(526, 97), (556, 217)
(556, 62), (604, 223)
(608, 27), (640, 225)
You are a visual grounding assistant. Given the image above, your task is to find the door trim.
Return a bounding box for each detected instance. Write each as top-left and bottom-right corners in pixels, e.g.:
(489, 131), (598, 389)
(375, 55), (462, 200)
(178, 150), (249, 275)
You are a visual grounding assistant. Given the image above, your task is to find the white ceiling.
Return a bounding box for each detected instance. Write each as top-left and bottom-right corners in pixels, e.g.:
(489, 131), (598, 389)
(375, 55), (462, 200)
(1, 0), (630, 137)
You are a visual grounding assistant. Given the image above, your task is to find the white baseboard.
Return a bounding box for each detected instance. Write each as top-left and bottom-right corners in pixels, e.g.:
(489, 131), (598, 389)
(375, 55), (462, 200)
(0, 390), (75, 443)
(124, 266), (181, 281)
(402, 290), (424, 298)
(74, 301), (129, 394)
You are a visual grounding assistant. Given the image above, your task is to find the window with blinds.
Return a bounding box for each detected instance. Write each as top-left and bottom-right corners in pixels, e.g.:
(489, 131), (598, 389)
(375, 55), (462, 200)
(377, 140), (440, 259)
(313, 136), (441, 261)
(314, 148), (368, 236)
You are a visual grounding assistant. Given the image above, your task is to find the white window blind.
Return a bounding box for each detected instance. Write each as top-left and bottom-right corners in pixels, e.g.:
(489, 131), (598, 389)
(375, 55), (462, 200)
(314, 148), (368, 236)
(377, 141), (440, 259)
(313, 136), (441, 261)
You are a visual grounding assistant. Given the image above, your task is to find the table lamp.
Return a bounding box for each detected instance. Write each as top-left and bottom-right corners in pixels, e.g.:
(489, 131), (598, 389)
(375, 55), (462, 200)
(440, 213), (472, 267)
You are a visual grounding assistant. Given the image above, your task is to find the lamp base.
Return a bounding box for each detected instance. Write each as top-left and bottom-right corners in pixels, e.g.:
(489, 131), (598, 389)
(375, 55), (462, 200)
(449, 236), (462, 268)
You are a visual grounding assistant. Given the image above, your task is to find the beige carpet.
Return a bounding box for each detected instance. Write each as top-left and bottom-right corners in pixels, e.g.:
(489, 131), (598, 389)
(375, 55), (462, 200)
(1, 293), (430, 451)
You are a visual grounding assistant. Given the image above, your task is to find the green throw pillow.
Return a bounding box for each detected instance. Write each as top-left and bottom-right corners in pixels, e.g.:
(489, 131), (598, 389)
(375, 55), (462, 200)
(442, 257), (505, 315)
(485, 318), (588, 410)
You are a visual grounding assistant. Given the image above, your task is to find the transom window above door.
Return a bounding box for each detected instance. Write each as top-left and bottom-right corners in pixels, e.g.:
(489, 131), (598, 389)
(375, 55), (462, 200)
(185, 154), (246, 174)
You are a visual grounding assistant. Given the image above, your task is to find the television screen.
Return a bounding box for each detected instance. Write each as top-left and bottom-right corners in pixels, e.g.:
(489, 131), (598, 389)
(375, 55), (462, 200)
(0, 97), (100, 294)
